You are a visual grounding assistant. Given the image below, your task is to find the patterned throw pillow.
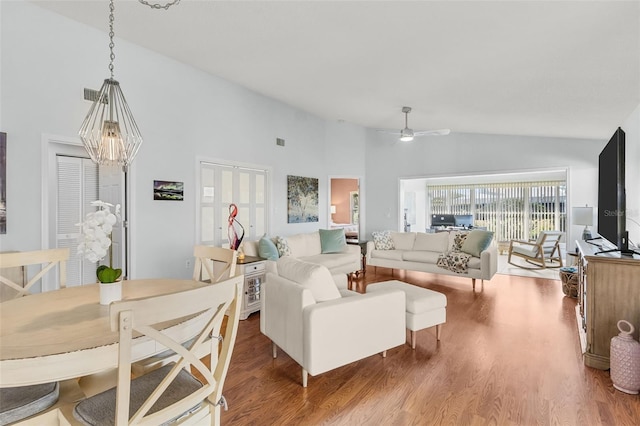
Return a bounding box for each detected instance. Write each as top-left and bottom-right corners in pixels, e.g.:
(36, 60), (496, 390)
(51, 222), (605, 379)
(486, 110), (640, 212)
(437, 251), (473, 274)
(452, 232), (469, 252)
(275, 236), (291, 257)
(372, 230), (395, 250)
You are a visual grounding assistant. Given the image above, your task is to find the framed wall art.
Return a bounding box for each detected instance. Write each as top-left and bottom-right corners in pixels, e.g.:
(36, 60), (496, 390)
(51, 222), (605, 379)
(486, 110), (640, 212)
(153, 180), (184, 201)
(287, 175), (318, 223)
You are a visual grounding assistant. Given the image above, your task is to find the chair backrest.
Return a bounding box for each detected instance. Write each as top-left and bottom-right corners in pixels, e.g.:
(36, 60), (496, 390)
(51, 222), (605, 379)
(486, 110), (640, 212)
(0, 248), (69, 300)
(109, 276), (243, 425)
(539, 231), (563, 256)
(192, 245), (237, 283)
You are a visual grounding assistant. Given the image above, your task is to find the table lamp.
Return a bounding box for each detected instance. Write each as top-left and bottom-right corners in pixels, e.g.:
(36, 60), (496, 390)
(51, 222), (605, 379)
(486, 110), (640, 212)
(573, 206), (593, 240)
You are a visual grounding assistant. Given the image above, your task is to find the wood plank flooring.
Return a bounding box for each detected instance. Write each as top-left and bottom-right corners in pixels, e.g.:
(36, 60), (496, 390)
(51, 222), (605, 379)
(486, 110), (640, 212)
(219, 268), (640, 425)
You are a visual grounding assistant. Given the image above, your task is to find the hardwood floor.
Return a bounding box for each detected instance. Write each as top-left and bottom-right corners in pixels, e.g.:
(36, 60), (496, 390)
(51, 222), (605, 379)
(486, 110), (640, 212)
(219, 268), (640, 425)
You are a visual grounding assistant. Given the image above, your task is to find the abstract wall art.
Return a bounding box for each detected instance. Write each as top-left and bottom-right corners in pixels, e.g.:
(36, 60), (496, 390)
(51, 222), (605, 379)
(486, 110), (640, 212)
(287, 175), (318, 223)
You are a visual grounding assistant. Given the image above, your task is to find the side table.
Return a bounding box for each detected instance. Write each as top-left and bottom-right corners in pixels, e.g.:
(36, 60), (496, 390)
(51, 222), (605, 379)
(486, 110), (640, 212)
(347, 240), (368, 277)
(236, 256), (266, 320)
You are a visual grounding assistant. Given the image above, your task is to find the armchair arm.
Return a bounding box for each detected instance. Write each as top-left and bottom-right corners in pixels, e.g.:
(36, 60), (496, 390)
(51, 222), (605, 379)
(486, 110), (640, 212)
(302, 289), (405, 376)
(260, 273), (315, 366)
(480, 243), (498, 280)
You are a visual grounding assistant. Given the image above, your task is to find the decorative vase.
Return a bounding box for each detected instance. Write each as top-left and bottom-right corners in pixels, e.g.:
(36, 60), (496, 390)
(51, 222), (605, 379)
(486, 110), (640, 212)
(99, 280), (122, 306)
(610, 320), (640, 394)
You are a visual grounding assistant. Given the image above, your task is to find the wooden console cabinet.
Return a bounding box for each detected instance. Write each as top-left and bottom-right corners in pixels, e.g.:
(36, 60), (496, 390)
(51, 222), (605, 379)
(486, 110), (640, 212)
(576, 240), (640, 370)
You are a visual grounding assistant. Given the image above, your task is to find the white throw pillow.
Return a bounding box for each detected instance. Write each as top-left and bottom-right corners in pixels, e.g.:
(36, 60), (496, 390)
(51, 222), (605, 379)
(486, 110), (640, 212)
(276, 257), (341, 302)
(391, 232), (416, 250)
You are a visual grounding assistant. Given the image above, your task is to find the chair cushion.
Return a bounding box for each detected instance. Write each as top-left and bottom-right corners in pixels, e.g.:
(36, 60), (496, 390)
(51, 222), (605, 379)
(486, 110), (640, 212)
(276, 257), (341, 302)
(318, 229), (346, 254)
(258, 235), (279, 260)
(0, 382), (59, 425)
(461, 229), (494, 257)
(73, 363), (203, 426)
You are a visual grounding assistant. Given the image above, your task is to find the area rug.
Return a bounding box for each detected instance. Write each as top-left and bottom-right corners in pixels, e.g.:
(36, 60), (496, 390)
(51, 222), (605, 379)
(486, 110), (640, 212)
(496, 253), (564, 280)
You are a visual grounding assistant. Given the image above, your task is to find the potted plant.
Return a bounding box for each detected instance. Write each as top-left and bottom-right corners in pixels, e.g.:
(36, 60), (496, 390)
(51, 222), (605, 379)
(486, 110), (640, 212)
(77, 200), (123, 305)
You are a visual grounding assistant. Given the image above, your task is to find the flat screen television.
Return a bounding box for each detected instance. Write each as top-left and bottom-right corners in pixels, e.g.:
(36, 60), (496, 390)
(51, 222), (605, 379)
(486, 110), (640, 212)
(597, 127), (632, 255)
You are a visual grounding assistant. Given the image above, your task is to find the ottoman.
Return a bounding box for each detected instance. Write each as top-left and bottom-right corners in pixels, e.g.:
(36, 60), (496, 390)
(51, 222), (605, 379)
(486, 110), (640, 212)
(367, 280), (447, 349)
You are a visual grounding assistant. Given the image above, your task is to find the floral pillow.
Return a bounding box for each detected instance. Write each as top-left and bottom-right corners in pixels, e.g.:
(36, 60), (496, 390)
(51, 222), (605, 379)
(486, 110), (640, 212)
(452, 232), (469, 252)
(372, 230), (395, 250)
(275, 236), (291, 257)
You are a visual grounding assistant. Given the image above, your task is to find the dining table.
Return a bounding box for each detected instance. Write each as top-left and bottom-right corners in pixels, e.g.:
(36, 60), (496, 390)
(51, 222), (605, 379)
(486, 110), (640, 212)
(0, 279), (207, 388)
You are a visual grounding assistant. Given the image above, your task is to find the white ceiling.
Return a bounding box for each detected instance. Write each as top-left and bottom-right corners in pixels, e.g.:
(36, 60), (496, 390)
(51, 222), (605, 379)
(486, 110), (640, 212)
(31, 0), (640, 140)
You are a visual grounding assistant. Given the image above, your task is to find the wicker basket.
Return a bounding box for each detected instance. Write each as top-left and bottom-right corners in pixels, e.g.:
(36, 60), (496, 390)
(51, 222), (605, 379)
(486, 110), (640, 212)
(560, 269), (578, 298)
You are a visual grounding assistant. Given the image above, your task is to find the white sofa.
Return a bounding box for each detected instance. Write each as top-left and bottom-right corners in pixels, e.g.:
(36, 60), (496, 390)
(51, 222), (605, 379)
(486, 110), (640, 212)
(260, 257), (406, 387)
(366, 230), (498, 290)
(241, 231), (361, 275)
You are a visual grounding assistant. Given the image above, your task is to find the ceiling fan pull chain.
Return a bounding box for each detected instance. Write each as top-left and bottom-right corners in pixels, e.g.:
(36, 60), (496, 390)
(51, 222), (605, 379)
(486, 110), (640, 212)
(138, 0), (181, 10)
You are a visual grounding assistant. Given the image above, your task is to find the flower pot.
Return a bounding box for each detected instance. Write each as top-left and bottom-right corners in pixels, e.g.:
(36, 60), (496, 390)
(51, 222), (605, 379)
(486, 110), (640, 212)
(99, 280), (122, 306)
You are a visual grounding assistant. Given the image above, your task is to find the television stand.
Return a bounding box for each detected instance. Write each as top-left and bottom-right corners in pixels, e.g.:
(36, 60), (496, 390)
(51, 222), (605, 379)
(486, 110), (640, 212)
(595, 248), (640, 257)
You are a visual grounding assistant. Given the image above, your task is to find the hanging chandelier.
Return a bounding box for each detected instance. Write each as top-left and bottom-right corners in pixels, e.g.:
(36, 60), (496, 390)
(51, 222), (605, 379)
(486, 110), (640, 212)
(79, 0), (180, 168)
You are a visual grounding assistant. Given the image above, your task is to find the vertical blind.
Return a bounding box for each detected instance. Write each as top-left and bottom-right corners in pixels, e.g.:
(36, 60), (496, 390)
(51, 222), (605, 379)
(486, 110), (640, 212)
(428, 180), (566, 242)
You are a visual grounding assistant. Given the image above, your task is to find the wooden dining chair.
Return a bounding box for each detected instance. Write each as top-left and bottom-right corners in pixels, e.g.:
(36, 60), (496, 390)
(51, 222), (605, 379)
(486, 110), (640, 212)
(72, 275), (243, 426)
(127, 246), (239, 380)
(0, 248), (69, 301)
(192, 245), (238, 283)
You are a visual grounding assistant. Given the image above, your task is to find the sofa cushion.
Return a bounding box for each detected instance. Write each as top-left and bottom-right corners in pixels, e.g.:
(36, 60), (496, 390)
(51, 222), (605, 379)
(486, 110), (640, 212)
(372, 230), (394, 250)
(370, 250), (405, 261)
(319, 229), (347, 254)
(301, 253), (356, 271)
(402, 251), (442, 264)
(258, 235), (279, 260)
(467, 256), (481, 269)
(461, 229), (494, 257)
(276, 257), (341, 302)
(391, 232), (416, 250)
(276, 236), (292, 257)
(287, 232), (322, 257)
(413, 232), (449, 252)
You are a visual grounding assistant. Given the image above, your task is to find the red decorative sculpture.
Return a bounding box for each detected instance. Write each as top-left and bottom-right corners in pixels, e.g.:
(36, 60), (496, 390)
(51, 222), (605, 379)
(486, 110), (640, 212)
(228, 204), (245, 250)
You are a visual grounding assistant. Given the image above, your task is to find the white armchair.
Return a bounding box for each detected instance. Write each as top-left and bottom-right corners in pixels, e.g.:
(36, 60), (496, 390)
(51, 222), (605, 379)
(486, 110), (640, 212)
(261, 257), (406, 387)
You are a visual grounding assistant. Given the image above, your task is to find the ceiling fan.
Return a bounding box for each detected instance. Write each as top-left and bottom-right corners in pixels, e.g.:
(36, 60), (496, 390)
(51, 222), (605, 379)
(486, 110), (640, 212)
(378, 107), (450, 142)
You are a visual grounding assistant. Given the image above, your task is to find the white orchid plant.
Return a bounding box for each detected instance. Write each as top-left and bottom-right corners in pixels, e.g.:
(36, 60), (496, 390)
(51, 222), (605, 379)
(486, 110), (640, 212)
(77, 200), (122, 283)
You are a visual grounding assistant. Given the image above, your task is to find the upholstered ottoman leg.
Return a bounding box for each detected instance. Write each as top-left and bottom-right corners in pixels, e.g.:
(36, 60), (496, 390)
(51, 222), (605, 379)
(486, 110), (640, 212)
(272, 342), (278, 358)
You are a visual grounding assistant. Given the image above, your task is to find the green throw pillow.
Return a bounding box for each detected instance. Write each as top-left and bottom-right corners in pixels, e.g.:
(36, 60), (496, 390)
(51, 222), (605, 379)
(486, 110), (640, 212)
(258, 235), (279, 260)
(461, 229), (494, 257)
(319, 228), (347, 254)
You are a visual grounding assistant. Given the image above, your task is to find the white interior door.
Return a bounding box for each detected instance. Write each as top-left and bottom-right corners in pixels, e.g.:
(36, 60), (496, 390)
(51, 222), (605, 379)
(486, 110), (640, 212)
(199, 162), (269, 247)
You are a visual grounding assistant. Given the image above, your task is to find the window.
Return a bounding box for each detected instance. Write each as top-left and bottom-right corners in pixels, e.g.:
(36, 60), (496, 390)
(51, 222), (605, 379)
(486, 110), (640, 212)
(428, 180), (566, 242)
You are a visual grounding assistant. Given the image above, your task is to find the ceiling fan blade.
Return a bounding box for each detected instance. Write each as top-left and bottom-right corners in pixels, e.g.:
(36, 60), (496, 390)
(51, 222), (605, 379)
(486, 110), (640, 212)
(414, 129), (451, 136)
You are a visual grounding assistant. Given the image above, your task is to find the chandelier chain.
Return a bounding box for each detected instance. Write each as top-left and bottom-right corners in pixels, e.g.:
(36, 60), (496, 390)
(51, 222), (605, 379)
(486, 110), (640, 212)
(108, 0), (115, 79)
(138, 0), (181, 11)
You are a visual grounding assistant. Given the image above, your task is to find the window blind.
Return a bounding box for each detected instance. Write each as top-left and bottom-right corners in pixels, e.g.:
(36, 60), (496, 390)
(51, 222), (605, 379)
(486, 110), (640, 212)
(428, 180), (566, 242)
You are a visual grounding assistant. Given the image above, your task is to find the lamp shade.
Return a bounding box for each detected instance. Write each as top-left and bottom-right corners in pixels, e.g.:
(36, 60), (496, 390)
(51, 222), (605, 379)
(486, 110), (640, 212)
(330, 205), (337, 214)
(573, 206), (593, 226)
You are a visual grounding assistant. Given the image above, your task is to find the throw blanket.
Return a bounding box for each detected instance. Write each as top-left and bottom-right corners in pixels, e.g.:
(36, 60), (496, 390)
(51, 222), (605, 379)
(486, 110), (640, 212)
(436, 231), (471, 273)
(437, 251), (472, 274)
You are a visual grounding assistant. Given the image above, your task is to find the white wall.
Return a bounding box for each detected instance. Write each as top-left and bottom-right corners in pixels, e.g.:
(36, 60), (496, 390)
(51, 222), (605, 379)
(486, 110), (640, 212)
(622, 103), (640, 248)
(364, 130), (603, 250)
(0, 1), (366, 279)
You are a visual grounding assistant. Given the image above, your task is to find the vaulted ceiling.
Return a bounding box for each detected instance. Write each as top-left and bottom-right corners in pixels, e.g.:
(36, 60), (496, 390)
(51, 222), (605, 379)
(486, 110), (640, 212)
(32, 0), (640, 140)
